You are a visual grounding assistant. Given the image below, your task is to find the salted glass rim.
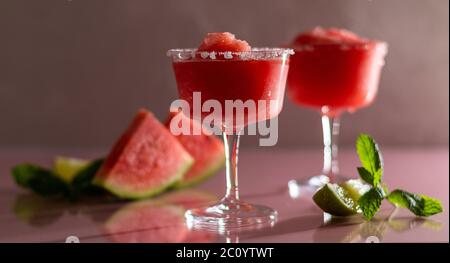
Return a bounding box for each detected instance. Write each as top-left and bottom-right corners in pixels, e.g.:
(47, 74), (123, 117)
(167, 47), (294, 60)
(290, 41), (388, 53)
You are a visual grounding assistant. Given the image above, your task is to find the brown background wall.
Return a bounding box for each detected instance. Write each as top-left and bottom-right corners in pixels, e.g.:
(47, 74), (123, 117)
(0, 0), (448, 148)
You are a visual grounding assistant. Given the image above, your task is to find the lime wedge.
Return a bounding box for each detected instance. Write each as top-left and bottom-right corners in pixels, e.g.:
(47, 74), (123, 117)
(53, 156), (89, 183)
(313, 183), (358, 216)
(339, 179), (371, 202)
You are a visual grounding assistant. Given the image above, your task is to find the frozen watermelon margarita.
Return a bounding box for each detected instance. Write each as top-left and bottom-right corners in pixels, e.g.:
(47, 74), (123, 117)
(168, 32), (293, 231)
(286, 27), (388, 194)
(168, 32), (292, 131)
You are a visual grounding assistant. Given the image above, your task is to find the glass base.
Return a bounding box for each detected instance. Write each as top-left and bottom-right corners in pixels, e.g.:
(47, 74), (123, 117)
(288, 174), (349, 199)
(185, 198), (277, 232)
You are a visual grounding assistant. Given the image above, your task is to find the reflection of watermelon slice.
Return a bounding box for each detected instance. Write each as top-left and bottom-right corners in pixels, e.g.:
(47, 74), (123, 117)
(161, 189), (218, 243)
(104, 201), (187, 243)
(183, 230), (216, 243)
(166, 111), (225, 188)
(160, 188), (217, 209)
(93, 109), (193, 199)
(104, 189), (217, 243)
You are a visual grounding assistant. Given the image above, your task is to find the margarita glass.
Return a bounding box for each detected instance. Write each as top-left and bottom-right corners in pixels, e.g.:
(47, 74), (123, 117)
(287, 28), (388, 193)
(168, 45), (292, 231)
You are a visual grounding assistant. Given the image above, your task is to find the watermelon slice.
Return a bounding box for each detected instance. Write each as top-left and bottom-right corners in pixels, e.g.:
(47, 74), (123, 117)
(165, 111), (225, 188)
(93, 109), (194, 199)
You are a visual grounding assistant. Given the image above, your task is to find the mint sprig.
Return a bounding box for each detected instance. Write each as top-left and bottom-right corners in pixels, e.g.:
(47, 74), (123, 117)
(12, 159), (104, 200)
(12, 164), (70, 197)
(355, 133), (443, 220)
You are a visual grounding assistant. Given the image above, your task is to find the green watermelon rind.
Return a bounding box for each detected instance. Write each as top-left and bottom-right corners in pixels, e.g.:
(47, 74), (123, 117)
(94, 157), (194, 200)
(173, 156), (225, 189)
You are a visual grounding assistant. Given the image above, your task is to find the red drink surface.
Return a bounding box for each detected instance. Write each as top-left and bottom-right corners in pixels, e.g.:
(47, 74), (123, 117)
(172, 58), (289, 128)
(197, 32), (251, 52)
(287, 28), (387, 115)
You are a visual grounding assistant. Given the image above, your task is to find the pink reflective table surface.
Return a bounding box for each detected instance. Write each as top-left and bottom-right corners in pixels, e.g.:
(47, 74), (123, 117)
(0, 148), (448, 243)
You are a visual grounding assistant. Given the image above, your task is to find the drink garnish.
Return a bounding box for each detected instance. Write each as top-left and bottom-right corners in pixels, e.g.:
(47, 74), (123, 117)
(313, 133), (443, 220)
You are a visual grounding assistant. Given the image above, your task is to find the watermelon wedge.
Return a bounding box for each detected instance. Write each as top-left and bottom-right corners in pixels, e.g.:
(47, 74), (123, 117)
(93, 109), (193, 199)
(165, 111), (225, 188)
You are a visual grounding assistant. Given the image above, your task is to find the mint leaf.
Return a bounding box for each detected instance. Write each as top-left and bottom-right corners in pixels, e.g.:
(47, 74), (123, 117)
(373, 169), (382, 187)
(358, 187), (384, 220)
(357, 167), (374, 186)
(12, 164), (69, 196)
(356, 166), (382, 188)
(72, 159), (104, 195)
(356, 134), (383, 186)
(387, 189), (443, 217)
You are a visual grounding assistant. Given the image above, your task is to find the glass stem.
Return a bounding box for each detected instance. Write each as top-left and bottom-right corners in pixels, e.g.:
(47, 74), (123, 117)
(321, 114), (340, 181)
(223, 129), (242, 201)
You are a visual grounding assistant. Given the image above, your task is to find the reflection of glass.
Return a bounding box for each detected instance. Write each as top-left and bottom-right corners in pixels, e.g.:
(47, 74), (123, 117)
(168, 48), (293, 231)
(287, 41), (388, 192)
(313, 209), (442, 243)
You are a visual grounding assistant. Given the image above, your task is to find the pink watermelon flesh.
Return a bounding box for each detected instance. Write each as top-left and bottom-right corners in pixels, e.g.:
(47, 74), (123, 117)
(104, 189), (217, 243)
(94, 109), (193, 199)
(165, 111), (225, 188)
(197, 32), (251, 52)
